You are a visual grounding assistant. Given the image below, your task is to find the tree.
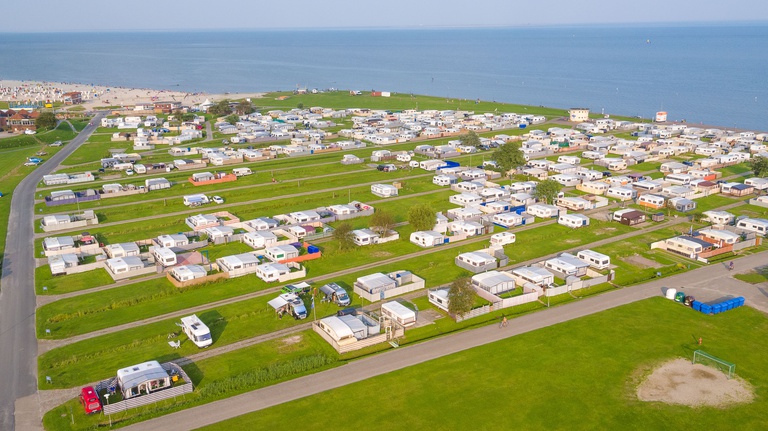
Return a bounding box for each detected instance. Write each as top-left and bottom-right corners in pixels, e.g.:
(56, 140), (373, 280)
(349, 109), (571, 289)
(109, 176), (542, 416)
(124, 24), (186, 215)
(533, 179), (562, 204)
(332, 222), (355, 251)
(235, 100), (254, 115)
(749, 156), (768, 178)
(225, 114), (240, 125)
(491, 141), (526, 174)
(458, 131), (481, 148)
(408, 204), (436, 231)
(371, 210), (396, 236)
(208, 100), (232, 116)
(448, 277), (475, 316)
(35, 111), (57, 130)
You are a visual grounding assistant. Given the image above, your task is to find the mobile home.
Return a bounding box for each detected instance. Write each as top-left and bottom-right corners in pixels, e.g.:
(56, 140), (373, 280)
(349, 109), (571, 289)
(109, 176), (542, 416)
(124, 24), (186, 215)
(576, 249), (611, 270)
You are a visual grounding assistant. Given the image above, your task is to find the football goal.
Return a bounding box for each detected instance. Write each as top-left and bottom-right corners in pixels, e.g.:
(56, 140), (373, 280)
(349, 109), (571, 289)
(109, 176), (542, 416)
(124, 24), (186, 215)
(692, 350), (735, 379)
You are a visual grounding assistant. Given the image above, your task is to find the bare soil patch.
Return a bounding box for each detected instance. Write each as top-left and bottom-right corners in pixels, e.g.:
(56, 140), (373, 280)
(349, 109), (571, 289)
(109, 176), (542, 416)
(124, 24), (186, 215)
(371, 251), (394, 258)
(636, 358), (754, 407)
(281, 335), (302, 346)
(623, 254), (663, 269)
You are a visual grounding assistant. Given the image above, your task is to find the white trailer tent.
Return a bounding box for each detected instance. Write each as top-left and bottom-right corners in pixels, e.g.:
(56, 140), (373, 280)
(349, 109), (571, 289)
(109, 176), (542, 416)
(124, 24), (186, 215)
(490, 231), (516, 246)
(471, 270), (516, 295)
(157, 234), (189, 248)
(558, 213), (590, 228)
(702, 210), (735, 226)
(576, 249), (610, 270)
(410, 230), (445, 248)
(371, 183), (399, 197)
(153, 247), (177, 267)
(381, 301), (417, 327)
(735, 218), (768, 236)
(116, 361), (171, 400)
(243, 231), (278, 249)
(511, 266), (554, 288)
(544, 253), (589, 277)
(170, 265), (207, 282)
(180, 314), (212, 348)
(526, 204), (559, 219)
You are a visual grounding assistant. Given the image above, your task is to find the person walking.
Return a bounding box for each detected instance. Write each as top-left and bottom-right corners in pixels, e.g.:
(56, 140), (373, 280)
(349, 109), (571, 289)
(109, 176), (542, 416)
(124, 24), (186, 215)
(728, 261), (734, 271)
(500, 316), (508, 328)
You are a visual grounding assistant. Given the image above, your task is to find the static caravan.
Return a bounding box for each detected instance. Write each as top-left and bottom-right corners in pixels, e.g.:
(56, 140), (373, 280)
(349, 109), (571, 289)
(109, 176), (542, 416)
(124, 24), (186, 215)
(157, 234), (188, 248)
(471, 271), (517, 295)
(381, 301), (417, 327)
(558, 213), (590, 228)
(574, 169), (603, 181)
(735, 218), (768, 236)
(455, 251), (497, 273)
(633, 180), (663, 194)
(669, 197), (697, 212)
(544, 253), (589, 277)
(152, 247), (177, 267)
(351, 229), (380, 246)
(478, 187), (508, 202)
(170, 265), (207, 282)
(698, 228), (740, 246)
(556, 197), (591, 211)
(581, 150), (604, 160)
(454, 181), (484, 193)
(557, 155), (581, 165)
(577, 181), (609, 195)
(665, 173), (693, 185)
(256, 263), (292, 283)
(702, 210), (734, 226)
(576, 249), (611, 270)
(371, 183), (399, 198)
(243, 231), (278, 249)
(510, 266), (554, 288)
(638, 194), (665, 210)
(744, 177), (768, 190)
(447, 207), (484, 221)
(605, 159), (628, 171)
(551, 174), (581, 187)
(664, 236), (711, 258)
(508, 181), (537, 193)
(410, 231), (445, 248)
(606, 187), (637, 201)
(449, 193), (483, 207)
(433, 174), (458, 186)
(265, 245), (299, 262)
(509, 192), (536, 207)
(526, 204), (559, 219)
(449, 220), (485, 236)
(490, 231), (516, 246)
(493, 212), (524, 228)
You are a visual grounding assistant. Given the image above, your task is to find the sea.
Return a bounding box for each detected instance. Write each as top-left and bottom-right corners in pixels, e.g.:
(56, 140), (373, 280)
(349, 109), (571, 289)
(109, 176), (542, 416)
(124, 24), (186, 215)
(1, 23), (767, 130)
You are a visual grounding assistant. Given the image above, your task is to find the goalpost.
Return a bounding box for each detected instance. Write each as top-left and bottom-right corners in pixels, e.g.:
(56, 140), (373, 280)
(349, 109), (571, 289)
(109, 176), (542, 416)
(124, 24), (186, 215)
(692, 350), (735, 379)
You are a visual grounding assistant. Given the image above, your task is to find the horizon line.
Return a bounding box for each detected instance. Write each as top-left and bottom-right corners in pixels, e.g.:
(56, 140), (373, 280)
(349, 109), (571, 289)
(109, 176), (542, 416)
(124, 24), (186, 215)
(1, 19), (767, 34)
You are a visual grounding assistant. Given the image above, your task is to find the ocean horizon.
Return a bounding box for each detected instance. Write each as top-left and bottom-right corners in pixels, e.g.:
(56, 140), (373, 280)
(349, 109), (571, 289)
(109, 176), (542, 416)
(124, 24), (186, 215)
(1, 23), (766, 130)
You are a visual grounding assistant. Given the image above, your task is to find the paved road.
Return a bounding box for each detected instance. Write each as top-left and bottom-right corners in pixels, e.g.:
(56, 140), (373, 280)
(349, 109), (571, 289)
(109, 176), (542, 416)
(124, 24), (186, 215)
(0, 115), (103, 431)
(121, 251), (768, 431)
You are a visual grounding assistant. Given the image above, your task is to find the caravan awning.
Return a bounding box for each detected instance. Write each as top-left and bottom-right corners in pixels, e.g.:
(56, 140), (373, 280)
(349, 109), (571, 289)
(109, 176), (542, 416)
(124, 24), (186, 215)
(267, 296), (289, 310)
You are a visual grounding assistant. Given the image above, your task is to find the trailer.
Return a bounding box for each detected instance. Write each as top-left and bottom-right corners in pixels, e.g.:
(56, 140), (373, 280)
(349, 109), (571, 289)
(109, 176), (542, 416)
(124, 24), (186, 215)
(180, 314), (212, 348)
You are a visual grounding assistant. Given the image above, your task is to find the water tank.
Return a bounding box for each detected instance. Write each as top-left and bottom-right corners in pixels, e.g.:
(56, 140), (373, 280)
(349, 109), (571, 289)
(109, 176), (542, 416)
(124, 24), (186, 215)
(665, 288), (677, 300)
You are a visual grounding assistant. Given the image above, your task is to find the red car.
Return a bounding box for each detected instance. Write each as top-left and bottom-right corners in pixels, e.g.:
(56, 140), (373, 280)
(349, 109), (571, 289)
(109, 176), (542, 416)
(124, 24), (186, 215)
(79, 386), (102, 414)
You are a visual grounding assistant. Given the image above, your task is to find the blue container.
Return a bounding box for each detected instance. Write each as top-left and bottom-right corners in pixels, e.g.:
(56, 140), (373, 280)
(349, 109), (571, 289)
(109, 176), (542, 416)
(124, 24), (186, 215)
(701, 304), (712, 314)
(307, 245), (320, 254)
(712, 304), (722, 314)
(738, 297), (746, 307)
(692, 301), (702, 312)
(722, 301), (732, 311)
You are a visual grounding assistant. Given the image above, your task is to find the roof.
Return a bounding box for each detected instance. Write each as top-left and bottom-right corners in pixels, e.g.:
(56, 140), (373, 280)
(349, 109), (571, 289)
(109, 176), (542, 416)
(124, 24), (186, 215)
(382, 301), (416, 319)
(319, 316), (354, 339)
(472, 270), (515, 287)
(180, 314), (209, 337)
(512, 266), (553, 280)
(172, 265), (207, 278)
(357, 273), (396, 291)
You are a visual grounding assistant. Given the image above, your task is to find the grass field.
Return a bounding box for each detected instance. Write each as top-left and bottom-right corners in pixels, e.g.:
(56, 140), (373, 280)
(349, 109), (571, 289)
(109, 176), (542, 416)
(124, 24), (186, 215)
(200, 297), (768, 431)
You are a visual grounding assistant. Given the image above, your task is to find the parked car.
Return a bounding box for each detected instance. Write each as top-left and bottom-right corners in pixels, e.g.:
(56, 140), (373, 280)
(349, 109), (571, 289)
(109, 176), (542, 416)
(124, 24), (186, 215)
(212, 196), (224, 204)
(125, 169), (134, 175)
(79, 386), (102, 414)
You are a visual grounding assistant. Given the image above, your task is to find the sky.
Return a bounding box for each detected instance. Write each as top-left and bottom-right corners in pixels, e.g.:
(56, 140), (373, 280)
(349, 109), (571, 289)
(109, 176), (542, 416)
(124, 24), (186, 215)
(4, 0), (768, 32)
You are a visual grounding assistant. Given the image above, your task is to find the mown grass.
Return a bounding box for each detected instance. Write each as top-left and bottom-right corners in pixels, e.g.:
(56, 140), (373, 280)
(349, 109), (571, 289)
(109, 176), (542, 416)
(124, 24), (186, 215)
(200, 297), (768, 431)
(35, 265), (114, 295)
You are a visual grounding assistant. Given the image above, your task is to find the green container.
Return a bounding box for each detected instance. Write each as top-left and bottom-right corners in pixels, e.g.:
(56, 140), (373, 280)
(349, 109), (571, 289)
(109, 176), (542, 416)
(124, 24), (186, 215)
(674, 292), (686, 303)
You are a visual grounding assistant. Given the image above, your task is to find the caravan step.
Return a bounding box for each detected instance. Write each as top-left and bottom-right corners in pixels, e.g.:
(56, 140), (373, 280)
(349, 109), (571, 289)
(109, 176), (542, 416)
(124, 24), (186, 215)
(389, 341), (399, 348)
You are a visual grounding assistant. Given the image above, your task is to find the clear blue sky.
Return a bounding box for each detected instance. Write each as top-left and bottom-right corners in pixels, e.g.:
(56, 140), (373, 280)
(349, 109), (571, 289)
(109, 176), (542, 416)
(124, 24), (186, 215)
(5, 0), (768, 32)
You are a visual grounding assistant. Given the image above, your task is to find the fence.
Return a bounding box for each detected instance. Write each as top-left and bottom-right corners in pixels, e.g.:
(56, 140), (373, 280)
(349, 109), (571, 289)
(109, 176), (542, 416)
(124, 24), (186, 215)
(95, 362), (193, 415)
(312, 321), (404, 354)
(166, 271), (228, 288)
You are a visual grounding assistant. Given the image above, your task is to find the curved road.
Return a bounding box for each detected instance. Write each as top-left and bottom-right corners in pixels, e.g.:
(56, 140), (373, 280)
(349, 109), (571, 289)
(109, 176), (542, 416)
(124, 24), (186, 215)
(0, 114), (103, 430)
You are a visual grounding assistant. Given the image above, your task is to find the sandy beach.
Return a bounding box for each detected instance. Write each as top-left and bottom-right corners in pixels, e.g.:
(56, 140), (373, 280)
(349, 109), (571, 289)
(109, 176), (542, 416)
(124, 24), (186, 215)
(0, 79), (265, 109)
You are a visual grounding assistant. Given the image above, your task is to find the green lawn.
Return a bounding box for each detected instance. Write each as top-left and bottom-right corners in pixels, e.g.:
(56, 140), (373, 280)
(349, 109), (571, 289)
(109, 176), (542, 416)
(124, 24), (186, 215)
(200, 297), (768, 431)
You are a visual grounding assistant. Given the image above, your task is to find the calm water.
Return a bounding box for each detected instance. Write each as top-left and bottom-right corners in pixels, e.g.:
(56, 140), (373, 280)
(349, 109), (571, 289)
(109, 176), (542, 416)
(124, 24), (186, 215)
(1, 24), (767, 130)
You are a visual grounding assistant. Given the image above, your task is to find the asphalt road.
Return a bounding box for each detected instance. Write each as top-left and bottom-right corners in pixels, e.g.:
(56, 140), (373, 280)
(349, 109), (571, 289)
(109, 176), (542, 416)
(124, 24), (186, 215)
(122, 250), (768, 431)
(0, 115), (103, 430)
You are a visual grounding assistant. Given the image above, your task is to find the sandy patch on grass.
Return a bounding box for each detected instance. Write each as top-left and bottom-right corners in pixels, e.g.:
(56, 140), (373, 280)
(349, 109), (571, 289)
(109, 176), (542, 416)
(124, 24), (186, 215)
(281, 335), (302, 346)
(371, 251), (394, 258)
(623, 254), (662, 269)
(636, 358), (754, 407)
